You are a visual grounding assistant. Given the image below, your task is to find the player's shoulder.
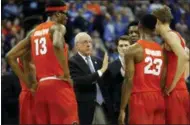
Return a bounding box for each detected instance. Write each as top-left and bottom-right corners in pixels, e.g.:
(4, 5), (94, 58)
(151, 41), (163, 50)
(34, 22), (47, 29)
(166, 31), (181, 43)
(50, 23), (66, 31)
(167, 31), (180, 38)
(132, 42), (144, 52)
(25, 28), (36, 39)
(136, 39), (148, 47)
(125, 43), (143, 56)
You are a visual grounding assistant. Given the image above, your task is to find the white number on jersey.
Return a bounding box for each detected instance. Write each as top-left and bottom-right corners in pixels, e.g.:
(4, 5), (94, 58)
(34, 37), (47, 56)
(144, 56), (163, 76)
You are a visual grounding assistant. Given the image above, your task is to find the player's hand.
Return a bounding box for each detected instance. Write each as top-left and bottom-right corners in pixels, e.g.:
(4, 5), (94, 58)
(118, 110), (126, 125)
(165, 84), (176, 96)
(164, 88), (170, 96)
(30, 83), (38, 96)
(161, 86), (166, 96)
(57, 75), (73, 87)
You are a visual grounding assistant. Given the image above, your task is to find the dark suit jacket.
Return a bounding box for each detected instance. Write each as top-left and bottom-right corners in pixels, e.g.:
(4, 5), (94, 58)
(103, 58), (128, 123)
(104, 59), (124, 110)
(2, 72), (21, 124)
(69, 53), (114, 124)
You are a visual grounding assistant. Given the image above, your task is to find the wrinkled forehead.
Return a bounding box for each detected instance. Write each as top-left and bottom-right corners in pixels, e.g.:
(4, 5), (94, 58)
(79, 34), (92, 42)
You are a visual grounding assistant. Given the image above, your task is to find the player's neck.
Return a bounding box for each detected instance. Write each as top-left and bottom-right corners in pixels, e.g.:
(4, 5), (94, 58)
(140, 34), (154, 42)
(159, 24), (171, 37)
(47, 17), (51, 21)
(47, 16), (57, 23)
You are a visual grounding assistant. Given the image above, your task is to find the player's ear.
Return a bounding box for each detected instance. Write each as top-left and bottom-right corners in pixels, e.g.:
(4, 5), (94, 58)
(75, 42), (79, 50)
(157, 19), (161, 25)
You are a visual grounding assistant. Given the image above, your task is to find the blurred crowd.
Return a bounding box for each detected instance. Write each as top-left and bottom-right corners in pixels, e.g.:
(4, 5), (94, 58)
(1, 0), (190, 75)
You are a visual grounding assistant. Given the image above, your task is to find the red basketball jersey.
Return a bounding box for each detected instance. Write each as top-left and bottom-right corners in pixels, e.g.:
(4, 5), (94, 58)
(165, 31), (187, 90)
(132, 40), (164, 93)
(30, 21), (68, 80)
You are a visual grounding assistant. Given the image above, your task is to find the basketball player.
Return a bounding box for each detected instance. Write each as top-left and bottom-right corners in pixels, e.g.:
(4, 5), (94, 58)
(17, 16), (42, 124)
(127, 21), (139, 44)
(118, 14), (165, 124)
(152, 5), (189, 124)
(6, 0), (78, 124)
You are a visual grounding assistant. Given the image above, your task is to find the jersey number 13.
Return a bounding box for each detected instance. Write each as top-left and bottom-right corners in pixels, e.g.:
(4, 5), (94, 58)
(34, 37), (47, 56)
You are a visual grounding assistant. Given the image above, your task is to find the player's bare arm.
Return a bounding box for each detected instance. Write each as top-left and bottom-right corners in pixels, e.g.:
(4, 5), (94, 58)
(22, 51), (37, 92)
(161, 50), (168, 92)
(163, 32), (189, 93)
(184, 47), (189, 79)
(6, 30), (34, 88)
(50, 24), (71, 80)
(118, 44), (143, 125)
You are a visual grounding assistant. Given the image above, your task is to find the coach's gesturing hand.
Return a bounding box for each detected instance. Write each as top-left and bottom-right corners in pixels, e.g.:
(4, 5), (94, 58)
(100, 52), (109, 73)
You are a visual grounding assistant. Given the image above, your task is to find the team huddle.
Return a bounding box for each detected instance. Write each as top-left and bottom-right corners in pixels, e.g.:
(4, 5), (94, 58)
(6, 0), (190, 125)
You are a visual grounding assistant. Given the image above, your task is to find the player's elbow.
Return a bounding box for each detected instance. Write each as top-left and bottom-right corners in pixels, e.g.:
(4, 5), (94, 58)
(125, 79), (133, 88)
(53, 42), (60, 49)
(128, 81), (133, 88)
(53, 38), (64, 49)
(5, 53), (13, 63)
(182, 54), (189, 62)
(177, 52), (188, 62)
(186, 55), (189, 62)
(186, 53), (189, 61)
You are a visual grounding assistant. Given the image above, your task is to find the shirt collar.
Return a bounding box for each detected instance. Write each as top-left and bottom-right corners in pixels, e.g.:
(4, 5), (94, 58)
(78, 52), (91, 62)
(119, 55), (125, 66)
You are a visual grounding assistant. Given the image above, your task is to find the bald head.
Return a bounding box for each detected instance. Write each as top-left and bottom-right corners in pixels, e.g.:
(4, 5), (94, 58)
(75, 32), (93, 56)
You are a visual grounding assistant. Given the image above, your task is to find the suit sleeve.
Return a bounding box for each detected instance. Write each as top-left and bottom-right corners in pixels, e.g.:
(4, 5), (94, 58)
(69, 59), (100, 85)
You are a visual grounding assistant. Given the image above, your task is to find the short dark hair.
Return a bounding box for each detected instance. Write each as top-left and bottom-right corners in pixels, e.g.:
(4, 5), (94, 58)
(125, 21), (139, 34)
(127, 21), (139, 31)
(139, 14), (157, 31)
(115, 35), (131, 46)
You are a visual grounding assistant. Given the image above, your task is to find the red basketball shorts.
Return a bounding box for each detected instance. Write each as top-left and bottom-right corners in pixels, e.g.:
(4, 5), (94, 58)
(34, 79), (79, 124)
(129, 91), (165, 124)
(165, 90), (189, 124)
(19, 90), (35, 124)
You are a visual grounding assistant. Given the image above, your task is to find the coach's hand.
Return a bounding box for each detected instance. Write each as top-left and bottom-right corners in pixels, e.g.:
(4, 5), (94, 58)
(100, 52), (109, 73)
(118, 110), (125, 125)
(57, 75), (73, 87)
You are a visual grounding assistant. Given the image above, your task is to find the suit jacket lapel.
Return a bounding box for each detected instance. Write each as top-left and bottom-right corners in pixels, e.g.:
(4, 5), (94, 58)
(91, 57), (98, 71)
(116, 59), (122, 68)
(75, 53), (91, 73)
